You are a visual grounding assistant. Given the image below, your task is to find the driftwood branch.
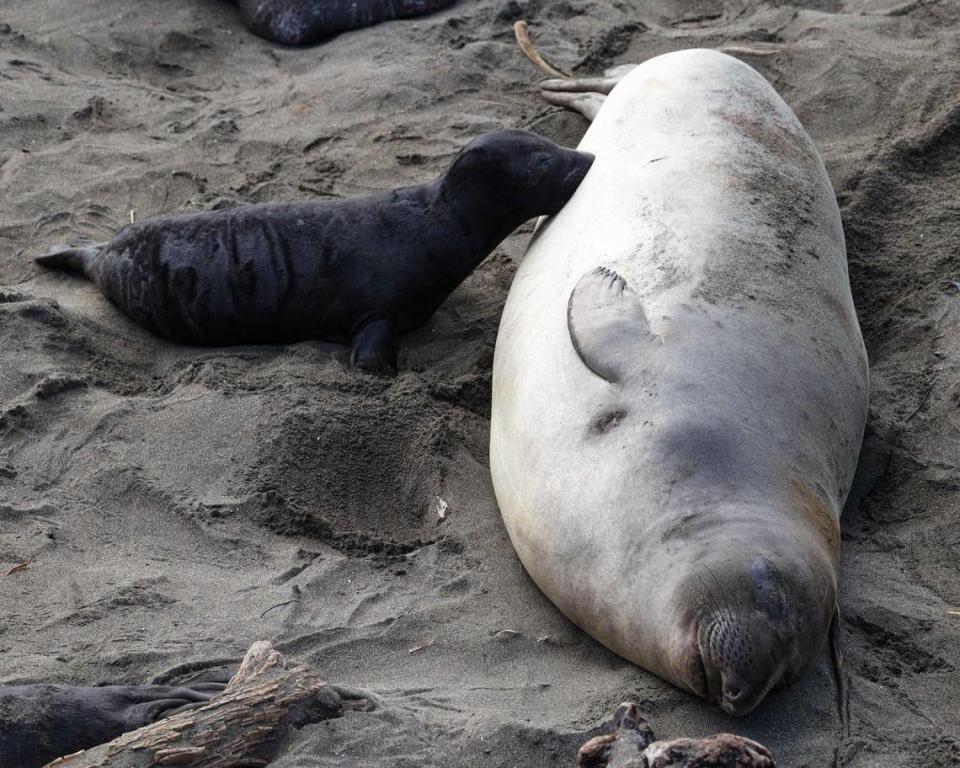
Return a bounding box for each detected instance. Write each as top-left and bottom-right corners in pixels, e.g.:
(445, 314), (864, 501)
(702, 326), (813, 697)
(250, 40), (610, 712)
(577, 703), (775, 768)
(514, 20), (572, 79)
(44, 641), (373, 768)
(37, 652), (770, 767)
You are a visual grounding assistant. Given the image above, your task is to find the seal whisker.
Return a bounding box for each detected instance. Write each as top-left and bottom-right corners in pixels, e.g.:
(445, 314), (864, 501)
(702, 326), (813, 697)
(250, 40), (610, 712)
(710, 563), (745, 629)
(694, 571), (726, 627)
(701, 565), (739, 631)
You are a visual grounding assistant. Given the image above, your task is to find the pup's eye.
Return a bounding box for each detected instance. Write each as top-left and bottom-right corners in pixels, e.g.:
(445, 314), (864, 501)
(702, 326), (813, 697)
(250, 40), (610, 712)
(526, 153), (552, 181)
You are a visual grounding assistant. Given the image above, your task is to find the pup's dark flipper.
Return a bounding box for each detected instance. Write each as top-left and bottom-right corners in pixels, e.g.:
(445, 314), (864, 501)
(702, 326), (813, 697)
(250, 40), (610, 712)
(34, 240), (105, 280)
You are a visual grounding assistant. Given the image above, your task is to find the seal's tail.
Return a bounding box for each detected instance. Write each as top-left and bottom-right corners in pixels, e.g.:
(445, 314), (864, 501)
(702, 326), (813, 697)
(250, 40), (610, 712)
(35, 240), (105, 280)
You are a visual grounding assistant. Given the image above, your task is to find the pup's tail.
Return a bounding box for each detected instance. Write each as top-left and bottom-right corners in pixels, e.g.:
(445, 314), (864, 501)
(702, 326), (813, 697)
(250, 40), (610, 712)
(35, 239), (106, 281)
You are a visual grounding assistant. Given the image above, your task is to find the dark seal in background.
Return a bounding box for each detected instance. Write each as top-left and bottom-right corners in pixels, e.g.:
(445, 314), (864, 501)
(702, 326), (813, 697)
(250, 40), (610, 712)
(226, 0), (456, 45)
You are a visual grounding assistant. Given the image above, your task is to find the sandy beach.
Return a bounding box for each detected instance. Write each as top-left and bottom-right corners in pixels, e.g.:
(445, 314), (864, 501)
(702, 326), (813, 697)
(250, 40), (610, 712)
(1, 1), (958, 766)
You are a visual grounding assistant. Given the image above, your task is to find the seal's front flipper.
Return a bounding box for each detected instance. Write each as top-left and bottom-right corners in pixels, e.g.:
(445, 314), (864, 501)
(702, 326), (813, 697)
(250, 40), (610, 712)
(121, 683), (228, 728)
(117, 683), (227, 730)
(567, 267), (657, 384)
(350, 318), (398, 375)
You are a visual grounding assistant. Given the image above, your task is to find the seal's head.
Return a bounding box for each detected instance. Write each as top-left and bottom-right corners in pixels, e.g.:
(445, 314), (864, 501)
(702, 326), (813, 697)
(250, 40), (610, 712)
(445, 130), (594, 218)
(669, 549), (836, 716)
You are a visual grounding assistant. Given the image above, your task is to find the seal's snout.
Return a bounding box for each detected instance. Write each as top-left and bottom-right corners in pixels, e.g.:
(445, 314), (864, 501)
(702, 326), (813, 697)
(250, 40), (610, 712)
(722, 677), (745, 706)
(572, 149), (596, 167)
(719, 670), (756, 715)
(697, 607), (789, 716)
(544, 149), (593, 215)
(449, 129), (593, 217)
(562, 150), (595, 191)
(677, 547), (835, 714)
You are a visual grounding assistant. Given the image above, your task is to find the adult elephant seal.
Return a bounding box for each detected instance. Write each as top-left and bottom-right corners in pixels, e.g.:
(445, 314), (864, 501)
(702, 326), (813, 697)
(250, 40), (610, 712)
(490, 50), (869, 715)
(225, 0), (455, 46)
(0, 682), (225, 768)
(36, 130), (593, 373)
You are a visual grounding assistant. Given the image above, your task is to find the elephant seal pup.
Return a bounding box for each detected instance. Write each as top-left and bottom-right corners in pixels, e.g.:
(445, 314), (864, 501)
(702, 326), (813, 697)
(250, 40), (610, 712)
(0, 682), (225, 768)
(225, 0), (456, 46)
(490, 50), (869, 714)
(37, 130), (593, 373)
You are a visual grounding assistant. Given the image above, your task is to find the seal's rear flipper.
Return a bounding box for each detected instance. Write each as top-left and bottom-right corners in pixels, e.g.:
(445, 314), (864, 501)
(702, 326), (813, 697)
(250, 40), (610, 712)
(540, 91), (607, 122)
(567, 267), (658, 383)
(540, 76), (624, 95)
(538, 67), (635, 122)
(515, 20), (635, 122)
(35, 240), (104, 280)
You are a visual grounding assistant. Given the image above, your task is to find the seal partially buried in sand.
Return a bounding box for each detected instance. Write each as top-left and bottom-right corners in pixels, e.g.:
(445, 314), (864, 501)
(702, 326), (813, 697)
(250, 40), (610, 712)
(0, 682), (225, 768)
(490, 49), (868, 714)
(224, 0), (455, 46)
(36, 130), (593, 373)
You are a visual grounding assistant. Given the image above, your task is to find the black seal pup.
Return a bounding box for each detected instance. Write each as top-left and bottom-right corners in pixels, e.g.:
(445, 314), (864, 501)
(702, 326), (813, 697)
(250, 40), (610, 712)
(0, 682), (225, 768)
(224, 0), (456, 46)
(36, 130), (594, 373)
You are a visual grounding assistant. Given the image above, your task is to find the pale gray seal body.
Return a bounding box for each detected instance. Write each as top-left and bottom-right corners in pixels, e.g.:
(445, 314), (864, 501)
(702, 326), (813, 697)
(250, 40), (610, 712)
(490, 50), (868, 714)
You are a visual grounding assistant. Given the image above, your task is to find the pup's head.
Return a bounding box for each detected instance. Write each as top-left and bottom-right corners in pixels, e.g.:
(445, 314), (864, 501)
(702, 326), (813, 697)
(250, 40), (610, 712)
(446, 129), (593, 217)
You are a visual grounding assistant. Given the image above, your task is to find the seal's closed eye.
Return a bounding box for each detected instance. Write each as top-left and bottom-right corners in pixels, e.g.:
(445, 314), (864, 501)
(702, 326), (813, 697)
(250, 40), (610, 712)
(750, 557), (789, 622)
